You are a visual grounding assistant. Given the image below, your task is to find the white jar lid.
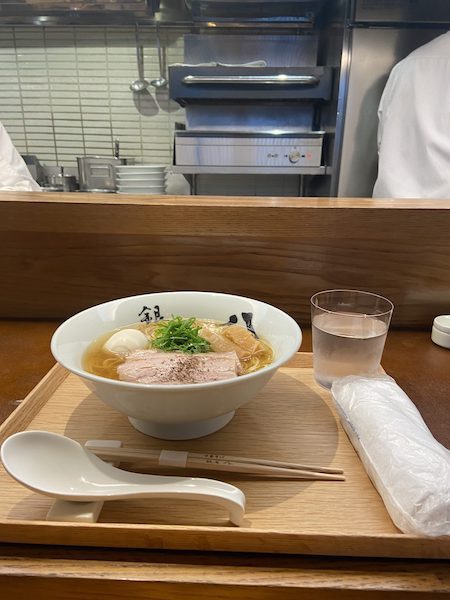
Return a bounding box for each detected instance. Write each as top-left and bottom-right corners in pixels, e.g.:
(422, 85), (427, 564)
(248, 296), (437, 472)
(431, 315), (450, 348)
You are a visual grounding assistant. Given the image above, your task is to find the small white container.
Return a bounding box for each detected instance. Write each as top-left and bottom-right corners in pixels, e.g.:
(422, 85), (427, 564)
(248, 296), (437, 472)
(431, 315), (450, 349)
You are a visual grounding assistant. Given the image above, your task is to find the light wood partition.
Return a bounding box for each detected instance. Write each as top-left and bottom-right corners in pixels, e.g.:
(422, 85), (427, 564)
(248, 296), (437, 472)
(1, 192), (450, 327)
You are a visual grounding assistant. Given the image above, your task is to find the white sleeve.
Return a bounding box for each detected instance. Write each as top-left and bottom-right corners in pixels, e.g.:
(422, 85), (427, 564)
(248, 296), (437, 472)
(0, 123), (41, 191)
(375, 65), (398, 153)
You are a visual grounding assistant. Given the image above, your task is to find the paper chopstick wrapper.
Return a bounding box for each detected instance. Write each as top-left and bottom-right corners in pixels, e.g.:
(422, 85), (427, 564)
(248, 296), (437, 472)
(331, 375), (450, 537)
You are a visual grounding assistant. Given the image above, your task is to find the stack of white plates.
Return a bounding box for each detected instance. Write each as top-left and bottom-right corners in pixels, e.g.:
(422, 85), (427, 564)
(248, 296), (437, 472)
(115, 165), (167, 194)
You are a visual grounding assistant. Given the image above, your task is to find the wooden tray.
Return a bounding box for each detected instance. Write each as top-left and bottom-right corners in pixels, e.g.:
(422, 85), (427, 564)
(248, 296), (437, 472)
(0, 354), (449, 559)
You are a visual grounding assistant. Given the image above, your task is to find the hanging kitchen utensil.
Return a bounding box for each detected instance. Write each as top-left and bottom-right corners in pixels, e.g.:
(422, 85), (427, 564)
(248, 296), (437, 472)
(130, 24), (150, 93)
(151, 22), (168, 89)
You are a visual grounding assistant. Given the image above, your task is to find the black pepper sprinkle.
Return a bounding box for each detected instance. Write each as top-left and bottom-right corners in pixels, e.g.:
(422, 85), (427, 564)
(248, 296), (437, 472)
(164, 354), (201, 383)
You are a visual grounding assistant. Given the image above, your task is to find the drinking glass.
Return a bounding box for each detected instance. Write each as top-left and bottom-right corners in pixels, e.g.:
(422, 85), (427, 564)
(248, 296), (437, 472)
(310, 289), (394, 389)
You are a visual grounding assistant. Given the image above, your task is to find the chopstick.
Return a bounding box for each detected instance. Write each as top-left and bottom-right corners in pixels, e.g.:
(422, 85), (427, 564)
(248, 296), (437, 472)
(87, 446), (345, 481)
(198, 452), (344, 475)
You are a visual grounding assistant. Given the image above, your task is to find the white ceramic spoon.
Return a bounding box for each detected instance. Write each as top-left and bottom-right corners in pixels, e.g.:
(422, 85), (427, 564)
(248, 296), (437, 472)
(0, 430), (245, 525)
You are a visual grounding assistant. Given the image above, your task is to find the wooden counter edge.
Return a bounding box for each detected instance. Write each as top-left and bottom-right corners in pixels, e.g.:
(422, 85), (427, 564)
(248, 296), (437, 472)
(0, 549), (449, 599)
(2, 190), (450, 209)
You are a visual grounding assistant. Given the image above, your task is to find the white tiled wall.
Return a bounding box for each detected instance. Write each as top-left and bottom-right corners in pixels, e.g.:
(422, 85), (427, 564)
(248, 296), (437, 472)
(0, 26), (186, 168)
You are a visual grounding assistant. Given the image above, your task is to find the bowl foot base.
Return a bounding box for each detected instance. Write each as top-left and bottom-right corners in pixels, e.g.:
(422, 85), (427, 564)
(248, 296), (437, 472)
(128, 411), (235, 440)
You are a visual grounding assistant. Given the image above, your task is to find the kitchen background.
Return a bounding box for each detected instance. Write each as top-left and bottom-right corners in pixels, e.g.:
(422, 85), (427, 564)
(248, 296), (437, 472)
(0, 24), (306, 195)
(0, 0), (449, 196)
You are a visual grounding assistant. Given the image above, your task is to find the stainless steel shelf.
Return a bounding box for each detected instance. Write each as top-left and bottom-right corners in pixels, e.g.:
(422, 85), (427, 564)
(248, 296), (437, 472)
(172, 165), (329, 175)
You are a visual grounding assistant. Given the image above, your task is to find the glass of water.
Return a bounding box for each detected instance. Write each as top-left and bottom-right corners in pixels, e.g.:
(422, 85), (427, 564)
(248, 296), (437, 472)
(311, 289), (394, 389)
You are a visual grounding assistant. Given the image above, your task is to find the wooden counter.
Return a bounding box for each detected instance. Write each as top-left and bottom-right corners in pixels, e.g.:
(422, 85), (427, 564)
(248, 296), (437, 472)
(0, 192), (449, 597)
(2, 192), (450, 327)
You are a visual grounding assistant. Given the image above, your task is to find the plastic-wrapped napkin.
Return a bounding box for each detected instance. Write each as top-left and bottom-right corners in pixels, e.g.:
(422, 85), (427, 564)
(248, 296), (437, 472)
(331, 375), (450, 537)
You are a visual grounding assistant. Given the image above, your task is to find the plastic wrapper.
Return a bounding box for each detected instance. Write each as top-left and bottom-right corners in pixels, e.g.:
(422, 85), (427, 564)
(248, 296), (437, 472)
(331, 375), (450, 537)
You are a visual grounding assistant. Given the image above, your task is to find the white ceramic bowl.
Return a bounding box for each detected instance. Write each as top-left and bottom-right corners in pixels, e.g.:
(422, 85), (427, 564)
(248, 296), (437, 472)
(117, 183), (166, 190)
(116, 166), (166, 174)
(117, 188), (166, 195)
(116, 174), (167, 182)
(51, 292), (302, 440)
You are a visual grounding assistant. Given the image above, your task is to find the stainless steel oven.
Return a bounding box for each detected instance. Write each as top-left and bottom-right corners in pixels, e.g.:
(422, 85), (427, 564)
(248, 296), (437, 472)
(169, 31), (333, 193)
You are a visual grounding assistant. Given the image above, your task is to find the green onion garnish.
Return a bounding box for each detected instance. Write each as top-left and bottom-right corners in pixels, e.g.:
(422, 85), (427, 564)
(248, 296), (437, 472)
(151, 316), (211, 354)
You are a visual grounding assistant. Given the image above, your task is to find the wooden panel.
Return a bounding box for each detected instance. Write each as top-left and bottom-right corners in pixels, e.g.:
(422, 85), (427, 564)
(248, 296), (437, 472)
(1, 552), (450, 599)
(0, 357), (449, 559)
(1, 192), (450, 326)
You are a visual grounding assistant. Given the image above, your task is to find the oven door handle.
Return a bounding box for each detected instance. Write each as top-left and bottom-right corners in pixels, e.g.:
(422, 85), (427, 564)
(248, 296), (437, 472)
(181, 74), (320, 86)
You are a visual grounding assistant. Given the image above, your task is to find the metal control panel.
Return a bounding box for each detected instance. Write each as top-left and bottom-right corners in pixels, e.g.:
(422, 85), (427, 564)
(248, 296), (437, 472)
(175, 134), (324, 168)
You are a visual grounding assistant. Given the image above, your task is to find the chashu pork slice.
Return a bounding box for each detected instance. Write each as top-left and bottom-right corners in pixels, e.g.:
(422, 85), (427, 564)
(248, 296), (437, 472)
(117, 349), (242, 385)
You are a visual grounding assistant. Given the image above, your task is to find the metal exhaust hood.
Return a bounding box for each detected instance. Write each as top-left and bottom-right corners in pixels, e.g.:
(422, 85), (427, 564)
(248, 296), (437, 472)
(0, 0), (160, 26)
(185, 0), (328, 24)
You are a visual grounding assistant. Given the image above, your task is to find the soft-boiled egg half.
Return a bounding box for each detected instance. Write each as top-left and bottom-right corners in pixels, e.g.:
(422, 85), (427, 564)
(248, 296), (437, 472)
(103, 328), (148, 355)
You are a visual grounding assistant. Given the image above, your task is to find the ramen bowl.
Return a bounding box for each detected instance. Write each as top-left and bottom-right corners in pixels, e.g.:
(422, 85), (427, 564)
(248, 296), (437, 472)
(51, 291), (302, 440)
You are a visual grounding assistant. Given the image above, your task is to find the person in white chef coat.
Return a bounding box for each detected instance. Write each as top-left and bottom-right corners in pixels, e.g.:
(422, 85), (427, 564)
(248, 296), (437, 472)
(0, 121), (41, 191)
(373, 31), (450, 199)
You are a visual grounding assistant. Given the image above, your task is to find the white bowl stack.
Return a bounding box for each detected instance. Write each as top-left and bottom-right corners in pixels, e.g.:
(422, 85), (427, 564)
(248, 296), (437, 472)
(115, 165), (167, 194)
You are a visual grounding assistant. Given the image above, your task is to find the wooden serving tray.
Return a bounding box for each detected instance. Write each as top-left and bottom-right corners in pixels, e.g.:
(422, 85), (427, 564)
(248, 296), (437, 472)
(0, 354), (449, 559)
